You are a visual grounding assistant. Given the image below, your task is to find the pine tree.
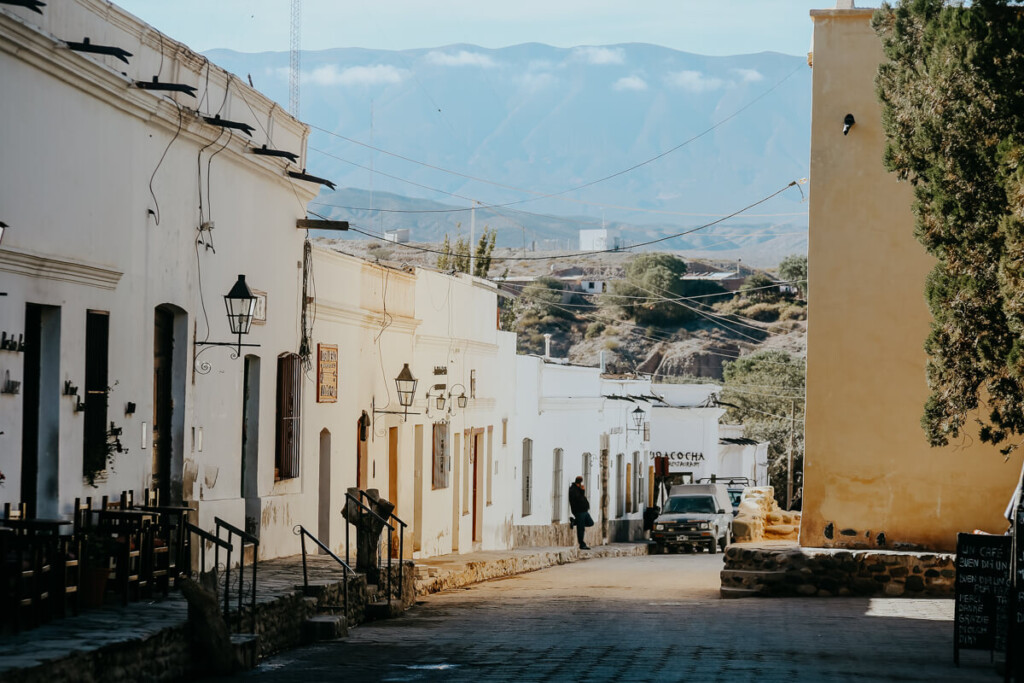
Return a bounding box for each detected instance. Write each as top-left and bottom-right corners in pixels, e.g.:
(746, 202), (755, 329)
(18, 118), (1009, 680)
(874, 0), (1024, 453)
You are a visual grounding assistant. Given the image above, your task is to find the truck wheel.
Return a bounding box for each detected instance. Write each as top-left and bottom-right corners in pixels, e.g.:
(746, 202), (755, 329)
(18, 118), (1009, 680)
(654, 543), (665, 555)
(719, 529), (730, 550)
(708, 538), (718, 554)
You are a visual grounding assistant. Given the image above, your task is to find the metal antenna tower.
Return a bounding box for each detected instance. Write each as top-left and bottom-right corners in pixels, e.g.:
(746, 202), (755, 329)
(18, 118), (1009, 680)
(288, 0), (301, 117)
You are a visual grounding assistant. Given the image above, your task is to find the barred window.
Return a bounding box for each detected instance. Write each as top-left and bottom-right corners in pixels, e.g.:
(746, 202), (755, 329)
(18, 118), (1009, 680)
(274, 353), (301, 480)
(432, 423), (449, 489)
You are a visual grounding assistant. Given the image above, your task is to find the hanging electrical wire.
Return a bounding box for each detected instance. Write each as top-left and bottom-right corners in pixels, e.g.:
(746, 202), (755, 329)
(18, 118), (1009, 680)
(305, 63), (804, 209)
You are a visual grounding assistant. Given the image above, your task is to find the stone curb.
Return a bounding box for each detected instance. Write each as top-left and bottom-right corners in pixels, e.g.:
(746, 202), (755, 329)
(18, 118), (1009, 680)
(414, 543), (651, 596)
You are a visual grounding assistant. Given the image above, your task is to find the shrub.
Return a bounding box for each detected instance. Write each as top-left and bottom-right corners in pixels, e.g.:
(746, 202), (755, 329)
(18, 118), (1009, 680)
(585, 322), (606, 339)
(741, 303), (781, 322)
(779, 304), (807, 321)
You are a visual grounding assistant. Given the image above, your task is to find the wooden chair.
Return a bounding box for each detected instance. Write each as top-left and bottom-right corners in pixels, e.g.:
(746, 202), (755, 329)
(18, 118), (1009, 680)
(97, 495), (145, 604)
(2, 501), (49, 630)
(56, 497), (92, 617)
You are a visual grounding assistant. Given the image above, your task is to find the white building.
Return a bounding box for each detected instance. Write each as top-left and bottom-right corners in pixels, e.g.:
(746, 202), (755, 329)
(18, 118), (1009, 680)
(511, 360), (655, 545)
(579, 229), (620, 252)
(0, 0), (320, 557)
(648, 383), (768, 489)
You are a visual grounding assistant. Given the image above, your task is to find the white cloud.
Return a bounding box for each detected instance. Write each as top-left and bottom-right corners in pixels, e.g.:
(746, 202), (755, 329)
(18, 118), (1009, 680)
(424, 50), (496, 67)
(571, 46), (624, 65)
(300, 64), (408, 86)
(732, 68), (764, 83)
(666, 70), (724, 92)
(518, 72), (558, 92)
(613, 75), (648, 92)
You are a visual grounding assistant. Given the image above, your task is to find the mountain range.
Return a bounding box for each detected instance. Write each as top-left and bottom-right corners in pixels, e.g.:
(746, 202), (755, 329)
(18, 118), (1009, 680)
(206, 43), (811, 267)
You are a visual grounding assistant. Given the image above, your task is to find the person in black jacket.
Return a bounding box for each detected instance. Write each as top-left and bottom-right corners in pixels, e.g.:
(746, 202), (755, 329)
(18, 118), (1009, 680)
(568, 476), (591, 550)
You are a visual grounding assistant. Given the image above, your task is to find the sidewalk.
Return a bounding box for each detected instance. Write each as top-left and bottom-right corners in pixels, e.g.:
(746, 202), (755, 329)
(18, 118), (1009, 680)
(0, 542), (651, 683)
(414, 542), (652, 595)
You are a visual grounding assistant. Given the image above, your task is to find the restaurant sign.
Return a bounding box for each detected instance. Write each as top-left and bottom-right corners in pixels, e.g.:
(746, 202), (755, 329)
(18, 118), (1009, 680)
(317, 344), (338, 403)
(651, 450), (705, 470)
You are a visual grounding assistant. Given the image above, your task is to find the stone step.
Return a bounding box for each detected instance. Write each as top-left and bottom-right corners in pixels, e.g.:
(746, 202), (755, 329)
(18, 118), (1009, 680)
(303, 615), (349, 642)
(720, 569), (788, 586)
(720, 586), (765, 599)
(230, 633), (260, 671)
(364, 598), (404, 621)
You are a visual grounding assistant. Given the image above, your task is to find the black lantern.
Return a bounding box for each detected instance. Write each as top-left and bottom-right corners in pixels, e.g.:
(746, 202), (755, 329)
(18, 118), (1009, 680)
(435, 394), (446, 411)
(195, 273), (261, 359)
(630, 406), (645, 433)
(224, 274), (257, 336)
(372, 364), (421, 425)
(456, 392), (468, 409)
(395, 363), (418, 412)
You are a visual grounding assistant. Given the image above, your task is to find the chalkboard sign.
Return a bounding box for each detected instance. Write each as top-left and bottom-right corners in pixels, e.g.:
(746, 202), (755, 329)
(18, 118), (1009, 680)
(1010, 512), (1024, 679)
(954, 533), (1011, 665)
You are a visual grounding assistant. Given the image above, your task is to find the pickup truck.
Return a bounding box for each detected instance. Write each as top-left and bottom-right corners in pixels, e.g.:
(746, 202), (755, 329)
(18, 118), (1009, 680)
(651, 483), (733, 554)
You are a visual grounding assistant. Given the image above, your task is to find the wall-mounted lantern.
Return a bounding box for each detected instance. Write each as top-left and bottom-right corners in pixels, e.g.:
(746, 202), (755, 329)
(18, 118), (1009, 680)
(372, 363), (420, 424)
(630, 406), (645, 433)
(195, 274), (261, 358)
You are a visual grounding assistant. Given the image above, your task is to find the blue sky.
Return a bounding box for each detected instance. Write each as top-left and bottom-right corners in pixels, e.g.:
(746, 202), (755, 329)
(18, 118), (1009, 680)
(115, 0), (829, 56)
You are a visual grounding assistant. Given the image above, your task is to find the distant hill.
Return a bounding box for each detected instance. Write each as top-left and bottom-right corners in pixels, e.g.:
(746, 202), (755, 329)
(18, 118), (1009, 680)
(206, 43), (810, 267)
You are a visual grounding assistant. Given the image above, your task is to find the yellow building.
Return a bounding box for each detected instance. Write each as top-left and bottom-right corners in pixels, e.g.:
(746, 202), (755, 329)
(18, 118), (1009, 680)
(803, 4), (1022, 552)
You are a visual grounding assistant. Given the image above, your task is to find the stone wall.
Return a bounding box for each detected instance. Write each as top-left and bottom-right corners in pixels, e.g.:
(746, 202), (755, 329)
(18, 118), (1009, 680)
(721, 544), (956, 598)
(513, 522), (601, 548)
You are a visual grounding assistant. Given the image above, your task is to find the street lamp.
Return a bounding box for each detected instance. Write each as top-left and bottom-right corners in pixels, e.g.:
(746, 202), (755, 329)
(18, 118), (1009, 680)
(373, 363), (420, 424)
(630, 406), (645, 433)
(195, 274), (261, 358)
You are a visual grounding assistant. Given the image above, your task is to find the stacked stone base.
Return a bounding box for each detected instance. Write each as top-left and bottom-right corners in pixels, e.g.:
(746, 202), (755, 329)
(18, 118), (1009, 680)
(721, 543), (955, 598)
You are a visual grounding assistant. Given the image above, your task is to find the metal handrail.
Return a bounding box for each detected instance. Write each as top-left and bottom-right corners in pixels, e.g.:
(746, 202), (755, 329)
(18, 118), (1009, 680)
(214, 516), (259, 634)
(344, 492), (394, 601)
(293, 525), (351, 621)
(182, 521), (233, 623)
(358, 489), (408, 603)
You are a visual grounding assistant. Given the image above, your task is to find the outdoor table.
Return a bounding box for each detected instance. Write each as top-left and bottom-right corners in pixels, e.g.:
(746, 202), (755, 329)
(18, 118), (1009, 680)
(0, 518), (71, 535)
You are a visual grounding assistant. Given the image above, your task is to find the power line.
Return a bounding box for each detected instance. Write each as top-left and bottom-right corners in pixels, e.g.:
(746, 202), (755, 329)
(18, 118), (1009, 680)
(334, 180), (801, 262)
(305, 64), (804, 209)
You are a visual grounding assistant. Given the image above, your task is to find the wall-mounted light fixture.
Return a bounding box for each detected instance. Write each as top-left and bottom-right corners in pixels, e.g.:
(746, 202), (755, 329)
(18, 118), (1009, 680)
(843, 113), (855, 136)
(0, 221), (7, 245)
(195, 274), (261, 358)
(125, 401), (136, 416)
(426, 382), (469, 418)
(629, 406), (645, 433)
(372, 363), (420, 424)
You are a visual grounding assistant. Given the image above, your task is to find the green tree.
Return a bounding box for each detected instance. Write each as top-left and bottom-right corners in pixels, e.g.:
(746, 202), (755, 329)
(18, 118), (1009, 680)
(605, 253), (691, 325)
(473, 227), (497, 277)
(720, 350), (805, 508)
(437, 226), (497, 277)
(874, 0), (1024, 453)
(740, 272), (781, 302)
(436, 234), (451, 271)
(520, 276), (565, 318)
(778, 253), (808, 298)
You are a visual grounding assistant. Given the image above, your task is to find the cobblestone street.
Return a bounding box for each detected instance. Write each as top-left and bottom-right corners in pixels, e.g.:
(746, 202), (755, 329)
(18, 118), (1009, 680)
(229, 553), (994, 682)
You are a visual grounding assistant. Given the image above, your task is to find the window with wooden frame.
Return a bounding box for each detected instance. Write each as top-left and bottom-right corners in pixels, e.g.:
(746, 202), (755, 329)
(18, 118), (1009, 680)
(552, 448), (563, 522)
(432, 423), (449, 489)
(274, 353), (302, 480)
(522, 438), (533, 516)
(82, 310), (110, 478)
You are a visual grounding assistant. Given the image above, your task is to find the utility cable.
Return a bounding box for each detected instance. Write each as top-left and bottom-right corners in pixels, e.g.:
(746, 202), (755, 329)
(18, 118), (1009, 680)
(305, 64), (804, 207)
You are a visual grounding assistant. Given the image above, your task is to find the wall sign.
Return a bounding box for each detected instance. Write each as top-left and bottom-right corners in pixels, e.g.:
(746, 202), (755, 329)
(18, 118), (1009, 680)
(651, 450), (705, 468)
(953, 532), (1011, 664)
(317, 344), (338, 403)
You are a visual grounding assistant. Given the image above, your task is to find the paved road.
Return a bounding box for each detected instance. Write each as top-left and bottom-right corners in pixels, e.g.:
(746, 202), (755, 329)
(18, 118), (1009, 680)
(235, 553), (996, 682)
